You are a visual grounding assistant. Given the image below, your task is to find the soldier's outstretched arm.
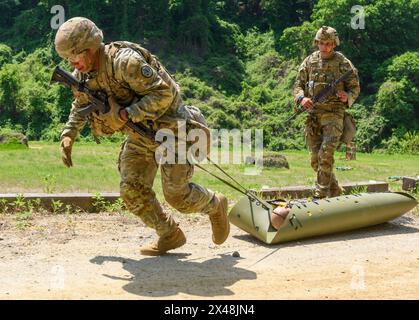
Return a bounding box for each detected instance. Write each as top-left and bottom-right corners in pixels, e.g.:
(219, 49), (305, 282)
(113, 48), (175, 123)
(61, 102), (89, 139)
(60, 69), (91, 141)
(59, 99), (89, 168)
(60, 91), (90, 141)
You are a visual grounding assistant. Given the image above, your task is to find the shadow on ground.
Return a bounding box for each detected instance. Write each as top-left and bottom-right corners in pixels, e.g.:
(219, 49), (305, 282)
(90, 253), (256, 298)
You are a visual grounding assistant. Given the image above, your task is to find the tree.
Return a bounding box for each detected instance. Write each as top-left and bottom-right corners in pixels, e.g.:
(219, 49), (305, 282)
(0, 44), (12, 68)
(374, 52), (419, 132)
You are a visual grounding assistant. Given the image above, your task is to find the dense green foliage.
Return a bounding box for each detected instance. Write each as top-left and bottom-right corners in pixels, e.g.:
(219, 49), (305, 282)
(0, 0), (418, 153)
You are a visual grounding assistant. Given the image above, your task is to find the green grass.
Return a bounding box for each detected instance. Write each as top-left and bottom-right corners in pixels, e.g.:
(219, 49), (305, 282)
(0, 141), (418, 203)
(0, 143), (28, 151)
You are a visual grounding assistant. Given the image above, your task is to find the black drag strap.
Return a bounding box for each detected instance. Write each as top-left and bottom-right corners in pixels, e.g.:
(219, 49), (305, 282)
(195, 161), (248, 196)
(206, 156), (249, 193)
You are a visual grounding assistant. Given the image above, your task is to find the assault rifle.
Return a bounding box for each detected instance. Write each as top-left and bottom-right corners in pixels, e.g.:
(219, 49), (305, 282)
(285, 69), (354, 124)
(50, 65), (155, 141)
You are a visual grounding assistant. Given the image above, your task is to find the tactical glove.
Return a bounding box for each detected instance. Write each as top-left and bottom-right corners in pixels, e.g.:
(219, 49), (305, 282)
(60, 136), (73, 167)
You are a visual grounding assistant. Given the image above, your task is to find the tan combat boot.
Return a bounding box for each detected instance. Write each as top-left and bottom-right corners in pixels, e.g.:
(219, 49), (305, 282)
(313, 188), (327, 200)
(329, 184), (344, 198)
(140, 227), (186, 256)
(208, 194), (230, 245)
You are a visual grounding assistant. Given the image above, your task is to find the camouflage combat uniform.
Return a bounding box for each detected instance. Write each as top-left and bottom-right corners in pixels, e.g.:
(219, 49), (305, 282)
(293, 50), (360, 198)
(60, 41), (217, 238)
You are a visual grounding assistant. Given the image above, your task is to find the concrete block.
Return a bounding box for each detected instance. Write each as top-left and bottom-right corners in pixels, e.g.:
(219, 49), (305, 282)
(341, 181), (389, 193)
(402, 176), (419, 191)
(0, 193), (121, 212)
(279, 186), (314, 199)
(257, 181), (389, 200)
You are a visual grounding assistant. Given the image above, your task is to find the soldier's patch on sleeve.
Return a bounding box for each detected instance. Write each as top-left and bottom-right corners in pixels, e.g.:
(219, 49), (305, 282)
(141, 65), (154, 78)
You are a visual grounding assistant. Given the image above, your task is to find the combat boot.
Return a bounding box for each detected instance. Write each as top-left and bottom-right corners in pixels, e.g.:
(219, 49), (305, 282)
(140, 227), (186, 256)
(329, 185), (344, 198)
(329, 179), (343, 198)
(208, 194), (230, 245)
(313, 188), (327, 200)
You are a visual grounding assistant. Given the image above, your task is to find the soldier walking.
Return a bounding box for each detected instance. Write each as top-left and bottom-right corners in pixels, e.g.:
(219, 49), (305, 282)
(293, 26), (360, 198)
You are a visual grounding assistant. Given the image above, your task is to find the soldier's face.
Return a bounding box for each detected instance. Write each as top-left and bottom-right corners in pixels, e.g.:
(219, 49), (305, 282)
(67, 48), (97, 73)
(317, 40), (336, 57)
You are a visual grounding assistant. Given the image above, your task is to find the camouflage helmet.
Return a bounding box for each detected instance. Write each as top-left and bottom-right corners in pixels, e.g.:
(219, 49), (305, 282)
(314, 26), (340, 46)
(54, 17), (103, 58)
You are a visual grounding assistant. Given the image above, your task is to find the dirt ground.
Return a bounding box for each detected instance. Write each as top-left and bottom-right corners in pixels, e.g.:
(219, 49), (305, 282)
(0, 203), (418, 300)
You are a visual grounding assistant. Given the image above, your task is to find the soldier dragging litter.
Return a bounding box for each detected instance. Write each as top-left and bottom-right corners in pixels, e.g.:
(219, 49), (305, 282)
(54, 17), (230, 255)
(293, 26), (360, 199)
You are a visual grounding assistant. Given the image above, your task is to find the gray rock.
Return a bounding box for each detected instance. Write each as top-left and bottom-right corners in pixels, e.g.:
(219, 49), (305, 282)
(0, 131), (29, 147)
(257, 154), (289, 169)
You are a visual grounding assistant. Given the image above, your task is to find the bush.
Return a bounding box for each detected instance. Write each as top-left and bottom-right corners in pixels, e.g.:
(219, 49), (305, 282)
(0, 46), (63, 140)
(278, 21), (318, 59)
(176, 71), (217, 101)
(206, 109), (240, 130)
(374, 79), (416, 133)
(0, 127), (28, 149)
(383, 131), (419, 154)
(235, 28), (276, 61)
(0, 43), (12, 68)
(40, 122), (64, 142)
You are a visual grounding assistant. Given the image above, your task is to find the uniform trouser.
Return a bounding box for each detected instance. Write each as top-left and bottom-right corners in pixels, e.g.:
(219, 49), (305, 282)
(118, 136), (215, 237)
(305, 110), (344, 197)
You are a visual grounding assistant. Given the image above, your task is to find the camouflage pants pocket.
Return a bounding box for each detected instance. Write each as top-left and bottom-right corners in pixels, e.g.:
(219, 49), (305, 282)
(320, 123), (342, 166)
(316, 122), (342, 191)
(305, 116), (322, 150)
(304, 117), (315, 147)
(322, 123), (343, 145)
(161, 163), (214, 214)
